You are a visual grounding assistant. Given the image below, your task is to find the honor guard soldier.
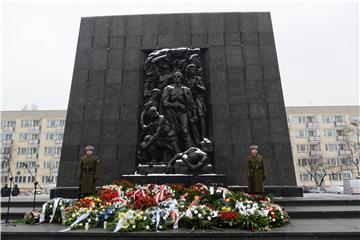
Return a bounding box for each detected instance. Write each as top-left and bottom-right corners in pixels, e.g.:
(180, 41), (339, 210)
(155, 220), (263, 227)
(246, 145), (265, 194)
(78, 145), (100, 198)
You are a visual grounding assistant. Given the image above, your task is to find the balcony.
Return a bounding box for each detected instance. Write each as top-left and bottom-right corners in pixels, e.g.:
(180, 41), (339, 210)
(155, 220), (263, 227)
(25, 154), (38, 160)
(1, 140), (13, 146)
(306, 122), (319, 128)
(27, 139), (40, 146)
(335, 122), (346, 127)
(55, 139), (63, 145)
(336, 136), (346, 141)
(310, 151), (322, 157)
(29, 126), (40, 133)
(2, 126), (15, 132)
(339, 150), (352, 156)
(53, 154), (61, 158)
(56, 125), (64, 130)
(308, 136), (320, 142)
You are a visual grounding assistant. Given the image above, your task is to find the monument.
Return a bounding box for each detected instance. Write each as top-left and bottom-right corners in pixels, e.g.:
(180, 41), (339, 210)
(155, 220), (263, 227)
(55, 12), (301, 197)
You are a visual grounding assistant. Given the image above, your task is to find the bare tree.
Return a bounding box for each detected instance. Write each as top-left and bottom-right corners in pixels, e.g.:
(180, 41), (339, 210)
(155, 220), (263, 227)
(344, 121), (360, 176)
(298, 144), (340, 187)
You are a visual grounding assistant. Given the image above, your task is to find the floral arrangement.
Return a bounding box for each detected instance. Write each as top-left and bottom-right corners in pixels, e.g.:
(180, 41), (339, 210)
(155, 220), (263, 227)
(31, 181), (289, 232)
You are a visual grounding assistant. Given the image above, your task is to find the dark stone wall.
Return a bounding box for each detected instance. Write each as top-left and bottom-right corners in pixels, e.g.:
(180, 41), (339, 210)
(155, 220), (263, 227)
(57, 12), (297, 187)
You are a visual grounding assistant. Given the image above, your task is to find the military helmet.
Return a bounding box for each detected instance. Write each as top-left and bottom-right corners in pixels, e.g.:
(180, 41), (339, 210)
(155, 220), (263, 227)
(85, 145), (95, 151)
(249, 145), (258, 150)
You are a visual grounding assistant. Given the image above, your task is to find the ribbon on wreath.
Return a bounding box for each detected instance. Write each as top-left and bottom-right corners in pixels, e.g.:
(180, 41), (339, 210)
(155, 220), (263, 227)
(39, 201), (48, 223)
(154, 185), (166, 204)
(60, 209), (92, 232)
(49, 198), (61, 223)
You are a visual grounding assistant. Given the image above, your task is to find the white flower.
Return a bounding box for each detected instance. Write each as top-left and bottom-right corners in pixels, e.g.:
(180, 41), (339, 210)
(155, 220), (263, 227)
(95, 218), (99, 222)
(146, 226), (150, 230)
(49, 205), (53, 208)
(207, 216), (211, 221)
(229, 222), (233, 227)
(272, 218), (276, 222)
(72, 213), (76, 218)
(194, 210), (198, 214)
(246, 205), (251, 208)
(87, 218), (91, 223)
(159, 225), (163, 229)
(163, 216), (167, 220)
(143, 217), (147, 221)
(198, 213), (203, 218)
(60, 207), (64, 210)
(79, 223), (83, 226)
(132, 225), (136, 229)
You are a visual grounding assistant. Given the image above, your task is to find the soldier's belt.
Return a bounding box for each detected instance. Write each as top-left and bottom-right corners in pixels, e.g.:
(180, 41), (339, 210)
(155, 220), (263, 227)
(82, 167), (94, 172)
(250, 166), (263, 170)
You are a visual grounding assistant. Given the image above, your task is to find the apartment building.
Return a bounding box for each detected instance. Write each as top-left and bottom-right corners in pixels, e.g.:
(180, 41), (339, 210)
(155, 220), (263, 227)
(286, 106), (360, 187)
(1, 110), (66, 193)
(1, 106), (359, 192)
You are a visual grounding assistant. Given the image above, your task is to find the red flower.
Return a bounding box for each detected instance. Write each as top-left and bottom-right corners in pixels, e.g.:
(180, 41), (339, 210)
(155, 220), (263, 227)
(219, 211), (240, 220)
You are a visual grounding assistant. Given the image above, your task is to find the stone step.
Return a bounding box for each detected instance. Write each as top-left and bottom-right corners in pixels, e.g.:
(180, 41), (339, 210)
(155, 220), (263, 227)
(3, 205), (360, 220)
(1, 218), (360, 240)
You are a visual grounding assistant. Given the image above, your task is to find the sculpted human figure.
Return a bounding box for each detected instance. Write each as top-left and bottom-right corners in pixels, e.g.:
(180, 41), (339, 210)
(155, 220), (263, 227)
(166, 147), (210, 175)
(185, 64), (207, 141)
(138, 107), (180, 164)
(161, 71), (197, 150)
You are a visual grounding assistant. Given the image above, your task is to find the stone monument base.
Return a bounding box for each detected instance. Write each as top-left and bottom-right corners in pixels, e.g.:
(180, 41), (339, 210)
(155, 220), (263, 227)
(121, 173), (227, 186)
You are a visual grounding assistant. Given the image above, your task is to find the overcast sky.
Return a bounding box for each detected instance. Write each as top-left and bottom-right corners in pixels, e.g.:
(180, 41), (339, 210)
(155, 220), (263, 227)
(1, 0), (359, 111)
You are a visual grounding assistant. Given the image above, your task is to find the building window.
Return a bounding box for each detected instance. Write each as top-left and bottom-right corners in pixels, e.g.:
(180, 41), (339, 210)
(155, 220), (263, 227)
(306, 116), (315, 123)
(323, 115), (334, 123)
(19, 133), (39, 141)
(343, 171), (352, 179)
(14, 175), (32, 183)
(309, 144), (320, 151)
(293, 116), (306, 124)
(324, 129), (335, 137)
(334, 115), (344, 122)
(1, 147), (11, 155)
(329, 173), (342, 181)
(1, 120), (16, 128)
(17, 147), (38, 155)
(16, 161), (37, 169)
(47, 120), (65, 127)
(337, 143), (347, 151)
(1, 176), (8, 183)
(298, 159), (308, 166)
(351, 115), (360, 122)
(336, 130), (345, 136)
(297, 130), (307, 138)
(46, 133), (64, 140)
(296, 144), (308, 152)
(307, 130), (317, 137)
(325, 144), (337, 151)
(328, 158), (340, 166)
(42, 176), (55, 184)
(20, 120), (40, 128)
(0, 134), (13, 140)
(44, 147), (61, 155)
(300, 173), (311, 181)
(43, 160), (59, 169)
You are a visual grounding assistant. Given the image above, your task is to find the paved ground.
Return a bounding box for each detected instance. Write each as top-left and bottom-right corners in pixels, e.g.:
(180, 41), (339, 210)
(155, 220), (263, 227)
(1, 218), (359, 233)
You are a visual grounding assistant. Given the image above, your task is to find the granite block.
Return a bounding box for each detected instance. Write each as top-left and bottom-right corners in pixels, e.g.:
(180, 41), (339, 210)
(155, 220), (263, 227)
(91, 49), (107, 70)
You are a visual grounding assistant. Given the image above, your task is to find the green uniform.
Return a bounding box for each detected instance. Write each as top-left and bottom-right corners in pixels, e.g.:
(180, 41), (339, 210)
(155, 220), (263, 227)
(246, 154), (265, 193)
(78, 155), (100, 195)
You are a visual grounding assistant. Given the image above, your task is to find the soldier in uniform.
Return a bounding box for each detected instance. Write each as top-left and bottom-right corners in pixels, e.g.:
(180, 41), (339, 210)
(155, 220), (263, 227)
(78, 145), (100, 197)
(246, 145), (265, 194)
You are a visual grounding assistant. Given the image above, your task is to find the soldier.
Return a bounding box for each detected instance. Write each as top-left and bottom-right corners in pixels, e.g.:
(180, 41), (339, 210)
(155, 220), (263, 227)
(246, 145), (265, 194)
(78, 145), (100, 198)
